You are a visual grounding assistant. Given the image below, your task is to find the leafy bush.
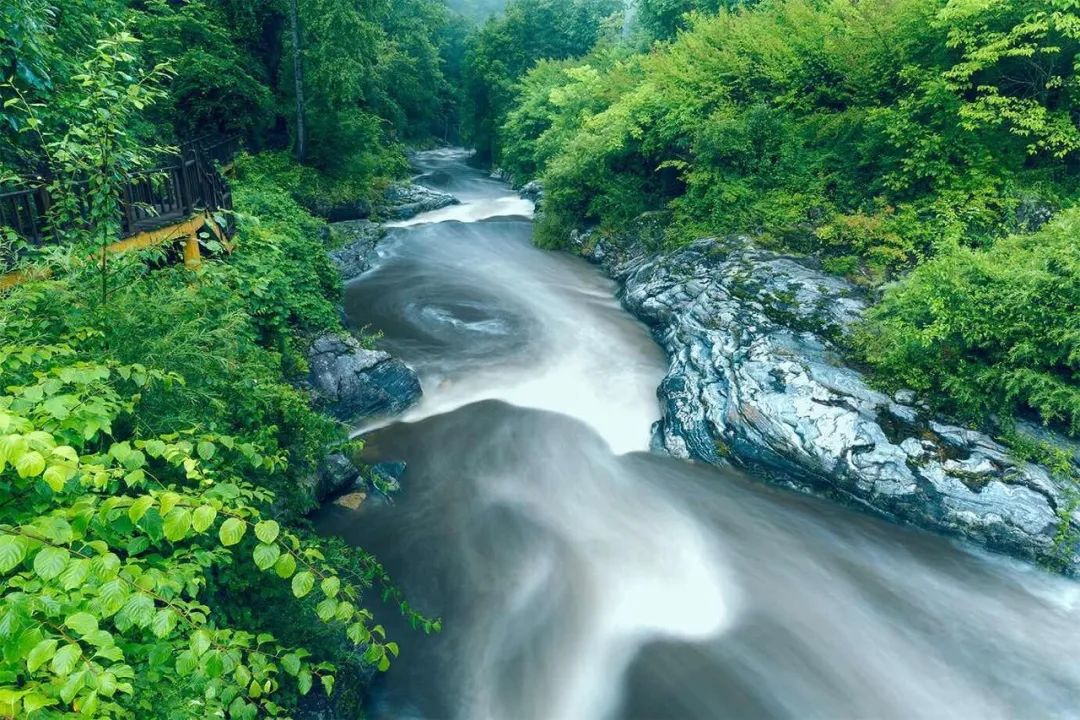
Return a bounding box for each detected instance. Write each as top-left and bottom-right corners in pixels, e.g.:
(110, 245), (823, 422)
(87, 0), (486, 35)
(857, 208), (1080, 435)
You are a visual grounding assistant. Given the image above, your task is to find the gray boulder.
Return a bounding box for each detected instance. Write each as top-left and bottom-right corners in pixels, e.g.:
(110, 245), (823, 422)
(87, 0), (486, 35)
(328, 220), (385, 280)
(519, 180), (544, 206)
(308, 335), (422, 424)
(381, 183), (458, 220)
(579, 232), (1080, 573)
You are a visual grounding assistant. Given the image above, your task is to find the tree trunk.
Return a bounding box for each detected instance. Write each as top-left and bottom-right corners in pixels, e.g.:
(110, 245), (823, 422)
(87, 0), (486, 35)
(289, 0), (306, 164)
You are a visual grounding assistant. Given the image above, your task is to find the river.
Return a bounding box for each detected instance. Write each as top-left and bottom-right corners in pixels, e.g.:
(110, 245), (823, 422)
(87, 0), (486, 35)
(314, 149), (1080, 720)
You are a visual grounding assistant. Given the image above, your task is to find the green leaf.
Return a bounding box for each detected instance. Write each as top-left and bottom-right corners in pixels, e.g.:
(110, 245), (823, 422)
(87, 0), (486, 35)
(320, 576), (340, 598)
(191, 629), (211, 657)
(0, 536), (26, 574)
(163, 507), (192, 542)
(218, 517), (246, 547)
(143, 439), (166, 458)
(33, 547), (69, 580)
(291, 571), (315, 598)
(158, 491), (181, 517)
(42, 463), (74, 492)
(321, 674), (335, 697)
(274, 553), (296, 579)
(297, 669), (313, 695)
(128, 495), (154, 524)
(65, 613), (98, 636)
(151, 609), (176, 639)
(378, 654), (391, 672)
(26, 638), (57, 673)
(254, 520), (279, 544)
(50, 643), (81, 676)
(316, 598), (337, 622)
(196, 441), (216, 460)
(15, 450), (46, 478)
(281, 653), (300, 676)
(253, 543), (280, 571)
(192, 505), (217, 533)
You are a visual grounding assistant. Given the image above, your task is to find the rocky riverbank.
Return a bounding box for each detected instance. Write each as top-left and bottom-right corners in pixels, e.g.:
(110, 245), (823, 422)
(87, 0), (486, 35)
(563, 214), (1080, 574)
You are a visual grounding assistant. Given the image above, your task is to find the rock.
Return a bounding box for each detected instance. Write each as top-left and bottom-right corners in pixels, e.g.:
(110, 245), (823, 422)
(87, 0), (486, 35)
(321, 198), (373, 223)
(308, 335), (422, 423)
(316, 453), (363, 500)
(381, 183), (458, 220)
(333, 491), (368, 510)
(894, 389), (917, 406)
(328, 220), (385, 280)
(585, 232), (1080, 573)
(369, 461), (406, 495)
(490, 168), (514, 184)
(519, 180), (544, 203)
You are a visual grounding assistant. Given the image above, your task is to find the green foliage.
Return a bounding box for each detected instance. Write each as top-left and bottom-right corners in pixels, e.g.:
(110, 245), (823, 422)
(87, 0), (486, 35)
(856, 208), (1080, 435)
(0, 345), (401, 717)
(461, 0), (625, 163)
(499, 0), (1080, 433)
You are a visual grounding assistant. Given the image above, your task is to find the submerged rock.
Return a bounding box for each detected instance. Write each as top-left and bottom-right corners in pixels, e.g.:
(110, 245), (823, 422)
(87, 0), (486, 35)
(328, 219), (384, 280)
(580, 233), (1080, 573)
(381, 182), (458, 220)
(308, 335), (422, 424)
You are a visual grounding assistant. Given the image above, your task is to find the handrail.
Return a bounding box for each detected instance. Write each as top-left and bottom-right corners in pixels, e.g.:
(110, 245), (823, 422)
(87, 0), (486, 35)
(0, 135), (239, 269)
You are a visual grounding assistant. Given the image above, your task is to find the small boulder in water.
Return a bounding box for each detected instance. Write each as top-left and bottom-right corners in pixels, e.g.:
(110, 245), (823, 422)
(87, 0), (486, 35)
(369, 461), (407, 495)
(381, 183), (458, 220)
(308, 335), (422, 423)
(519, 180), (544, 204)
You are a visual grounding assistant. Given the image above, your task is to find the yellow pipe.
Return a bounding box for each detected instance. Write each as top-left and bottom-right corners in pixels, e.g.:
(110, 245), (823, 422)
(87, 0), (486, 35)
(1, 213), (230, 290)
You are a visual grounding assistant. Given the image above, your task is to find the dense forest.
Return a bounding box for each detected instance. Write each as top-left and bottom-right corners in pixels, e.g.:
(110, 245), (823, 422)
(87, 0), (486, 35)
(0, 0), (1078, 717)
(488, 0), (1079, 441)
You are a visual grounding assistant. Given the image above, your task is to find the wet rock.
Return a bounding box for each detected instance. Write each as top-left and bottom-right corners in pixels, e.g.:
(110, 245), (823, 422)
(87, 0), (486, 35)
(308, 335), (422, 424)
(490, 168), (514, 184)
(370, 461), (406, 494)
(316, 453), (363, 500)
(584, 233), (1079, 573)
(328, 220), (385, 280)
(333, 491), (368, 510)
(519, 180), (544, 204)
(381, 183), (458, 220)
(321, 198), (373, 223)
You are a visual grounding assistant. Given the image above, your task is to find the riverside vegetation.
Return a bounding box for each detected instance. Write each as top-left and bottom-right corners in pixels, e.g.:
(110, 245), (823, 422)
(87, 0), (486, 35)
(480, 0), (1080, 449)
(0, 0), (459, 717)
(1, 0), (1079, 717)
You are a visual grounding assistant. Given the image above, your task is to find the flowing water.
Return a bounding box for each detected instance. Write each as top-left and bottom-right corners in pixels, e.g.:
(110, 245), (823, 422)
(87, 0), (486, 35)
(315, 149), (1080, 720)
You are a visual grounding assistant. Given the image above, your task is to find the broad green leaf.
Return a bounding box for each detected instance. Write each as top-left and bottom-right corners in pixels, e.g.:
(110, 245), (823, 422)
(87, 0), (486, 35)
(0, 536), (26, 574)
(274, 553), (296, 579)
(65, 613), (98, 636)
(128, 495), (154, 524)
(291, 570), (315, 598)
(191, 629), (212, 657)
(320, 576), (340, 598)
(254, 520), (279, 544)
(281, 653), (300, 676)
(197, 441), (215, 460)
(151, 609), (176, 639)
(253, 543), (280, 571)
(50, 643), (81, 676)
(33, 546), (69, 580)
(218, 517), (246, 547)
(321, 674), (335, 697)
(158, 491), (181, 517)
(42, 463), (74, 491)
(26, 638), (58, 673)
(15, 450), (46, 478)
(297, 669), (313, 695)
(163, 507), (192, 542)
(315, 597), (337, 621)
(192, 505), (217, 533)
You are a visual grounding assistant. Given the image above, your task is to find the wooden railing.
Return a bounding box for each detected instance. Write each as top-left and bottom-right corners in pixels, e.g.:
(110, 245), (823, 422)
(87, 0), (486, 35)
(0, 135), (239, 251)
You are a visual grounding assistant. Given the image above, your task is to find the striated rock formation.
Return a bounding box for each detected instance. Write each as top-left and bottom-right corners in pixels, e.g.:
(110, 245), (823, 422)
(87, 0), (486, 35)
(308, 335), (422, 424)
(578, 232), (1079, 573)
